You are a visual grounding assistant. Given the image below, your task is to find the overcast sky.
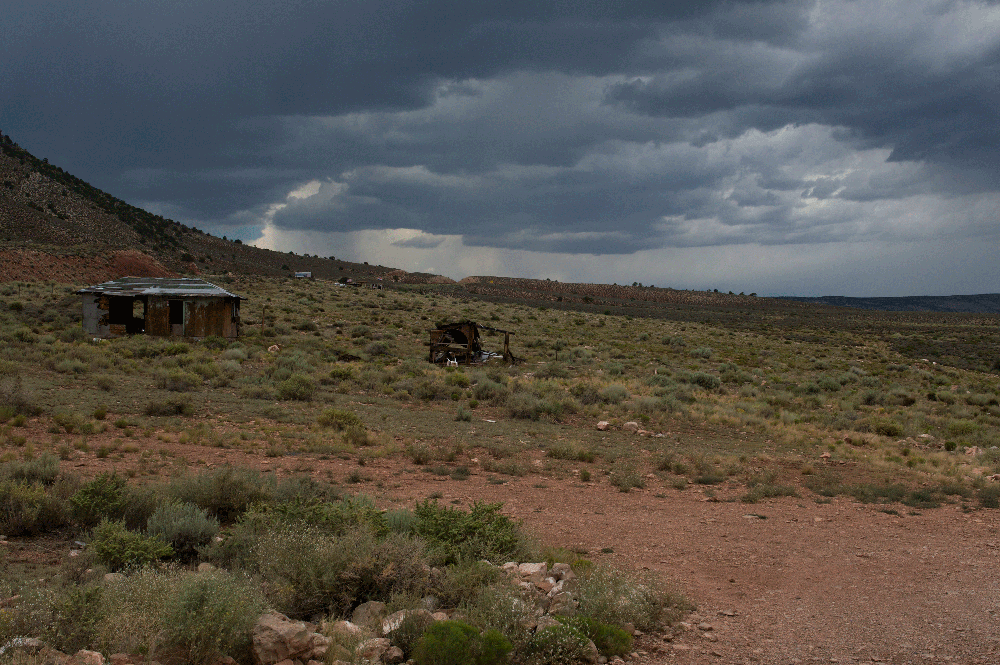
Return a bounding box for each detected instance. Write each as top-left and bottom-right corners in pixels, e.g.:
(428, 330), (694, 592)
(4, 1), (999, 296)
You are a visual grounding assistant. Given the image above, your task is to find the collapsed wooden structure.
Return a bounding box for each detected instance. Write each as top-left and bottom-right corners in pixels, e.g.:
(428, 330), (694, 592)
(428, 321), (518, 365)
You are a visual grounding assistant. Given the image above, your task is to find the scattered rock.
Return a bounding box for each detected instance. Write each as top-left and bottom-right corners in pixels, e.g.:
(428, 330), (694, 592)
(622, 421), (639, 432)
(251, 612), (330, 665)
(596, 421), (610, 431)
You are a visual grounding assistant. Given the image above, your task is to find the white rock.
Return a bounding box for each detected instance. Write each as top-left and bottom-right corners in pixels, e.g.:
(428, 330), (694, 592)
(518, 562), (547, 577)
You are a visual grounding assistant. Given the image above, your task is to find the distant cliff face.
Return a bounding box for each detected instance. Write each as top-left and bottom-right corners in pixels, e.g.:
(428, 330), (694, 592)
(779, 295), (1000, 314)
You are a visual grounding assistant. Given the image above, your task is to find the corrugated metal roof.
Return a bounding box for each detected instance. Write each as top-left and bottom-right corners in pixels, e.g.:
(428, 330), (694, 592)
(76, 277), (244, 299)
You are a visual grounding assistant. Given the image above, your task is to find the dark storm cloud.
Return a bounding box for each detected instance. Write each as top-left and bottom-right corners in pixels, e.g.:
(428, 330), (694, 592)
(3, 0), (999, 265)
(606, 3), (1000, 177)
(1, 1), (804, 200)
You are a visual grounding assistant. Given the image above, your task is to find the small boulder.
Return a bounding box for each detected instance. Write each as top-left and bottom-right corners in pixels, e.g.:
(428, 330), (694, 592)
(351, 600), (387, 629)
(323, 620), (362, 640)
(381, 609), (434, 636)
(251, 612), (330, 665)
(355, 638), (390, 662)
(622, 421), (639, 432)
(70, 651), (105, 665)
(596, 421), (610, 431)
(518, 562), (547, 577)
(383, 646), (405, 664)
(550, 563), (575, 582)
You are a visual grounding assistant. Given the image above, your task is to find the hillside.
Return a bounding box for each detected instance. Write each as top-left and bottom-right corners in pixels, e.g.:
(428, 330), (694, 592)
(0, 130), (445, 285)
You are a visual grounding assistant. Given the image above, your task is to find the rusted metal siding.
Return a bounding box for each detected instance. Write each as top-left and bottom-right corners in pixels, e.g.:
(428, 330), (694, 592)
(182, 297), (231, 338)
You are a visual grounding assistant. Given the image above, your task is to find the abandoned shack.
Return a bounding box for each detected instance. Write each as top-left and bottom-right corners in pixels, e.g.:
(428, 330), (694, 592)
(77, 277), (243, 339)
(428, 321), (517, 365)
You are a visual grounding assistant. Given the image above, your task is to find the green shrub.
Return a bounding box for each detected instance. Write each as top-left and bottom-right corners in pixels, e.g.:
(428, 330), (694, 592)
(146, 501), (220, 561)
(161, 571), (267, 665)
(868, 418), (905, 437)
(53, 358), (88, 374)
(273, 475), (342, 505)
(977, 484), (1000, 509)
(364, 341), (390, 356)
(71, 472), (128, 527)
(599, 385), (628, 404)
(123, 483), (165, 531)
(740, 484), (799, 503)
(547, 443), (596, 463)
(385, 507), (418, 534)
(94, 568), (175, 655)
(145, 396), (194, 416)
(507, 392), (541, 420)
(276, 374), (316, 401)
(390, 611), (437, 660)
(445, 371), (471, 387)
(558, 616), (632, 657)
(168, 467), (275, 523)
(847, 483), (906, 504)
(682, 372), (721, 390)
(328, 366), (355, 381)
(316, 407), (363, 430)
(233, 521), (427, 618)
(570, 383), (602, 405)
(902, 489), (942, 509)
(5, 452), (61, 485)
(412, 499), (529, 565)
(45, 585), (104, 654)
(0, 479), (69, 536)
(572, 563), (690, 631)
(342, 425), (374, 447)
(433, 561), (505, 608)
(0, 375), (39, 417)
(609, 462), (644, 493)
(605, 363), (625, 376)
(413, 620), (511, 665)
(221, 347), (248, 362)
(264, 494), (387, 536)
(472, 378), (509, 404)
(90, 520), (174, 571)
(521, 623), (592, 665)
(817, 376), (841, 392)
(461, 585), (535, 649)
(155, 369), (201, 391)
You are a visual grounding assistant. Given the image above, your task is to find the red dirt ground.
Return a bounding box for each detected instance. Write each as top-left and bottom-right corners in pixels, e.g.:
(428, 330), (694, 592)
(8, 415), (997, 665)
